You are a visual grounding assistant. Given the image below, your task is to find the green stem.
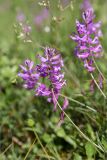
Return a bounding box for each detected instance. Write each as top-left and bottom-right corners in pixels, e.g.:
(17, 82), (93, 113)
(34, 130), (50, 160)
(60, 94), (97, 112)
(52, 90), (104, 152)
(23, 139), (36, 160)
(90, 73), (106, 99)
(92, 57), (105, 80)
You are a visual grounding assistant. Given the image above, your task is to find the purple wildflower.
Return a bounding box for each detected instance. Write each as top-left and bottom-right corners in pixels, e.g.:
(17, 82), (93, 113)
(16, 12), (32, 42)
(70, 3), (103, 72)
(58, 97), (69, 126)
(81, 0), (103, 38)
(36, 47), (66, 111)
(81, 0), (92, 11)
(90, 73), (103, 93)
(34, 8), (49, 27)
(35, 83), (51, 96)
(98, 73), (104, 89)
(60, 98), (69, 120)
(22, 24), (32, 35)
(18, 47), (68, 118)
(18, 60), (39, 89)
(90, 79), (95, 93)
(16, 12), (26, 23)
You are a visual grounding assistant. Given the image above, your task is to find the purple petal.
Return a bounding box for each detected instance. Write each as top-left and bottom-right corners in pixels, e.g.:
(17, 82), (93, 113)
(19, 65), (27, 72)
(84, 60), (95, 72)
(77, 52), (90, 59)
(90, 80), (95, 93)
(76, 20), (86, 34)
(18, 73), (29, 80)
(98, 74), (103, 89)
(91, 44), (102, 53)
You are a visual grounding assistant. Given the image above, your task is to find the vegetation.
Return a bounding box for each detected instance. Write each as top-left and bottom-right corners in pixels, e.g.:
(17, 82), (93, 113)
(0, 0), (107, 159)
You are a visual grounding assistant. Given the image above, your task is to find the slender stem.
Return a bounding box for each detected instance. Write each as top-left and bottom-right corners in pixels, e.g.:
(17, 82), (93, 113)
(34, 130), (50, 160)
(60, 94), (97, 112)
(90, 73), (106, 99)
(92, 57), (105, 80)
(52, 90), (104, 152)
(36, 154), (55, 160)
(0, 143), (13, 156)
(23, 138), (36, 160)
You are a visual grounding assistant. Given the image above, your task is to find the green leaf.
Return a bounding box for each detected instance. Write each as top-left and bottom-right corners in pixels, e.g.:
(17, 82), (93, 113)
(87, 124), (96, 141)
(65, 136), (77, 148)
(74, 153), (82, 160)
(102, 137), (107, 150)
(55, 127), (66, 138)
(85, 142), (96, 158)
(42, 133), (52, 143)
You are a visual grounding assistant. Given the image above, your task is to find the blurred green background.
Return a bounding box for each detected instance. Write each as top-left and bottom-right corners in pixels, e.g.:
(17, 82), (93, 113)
(0, 0), (107, 159)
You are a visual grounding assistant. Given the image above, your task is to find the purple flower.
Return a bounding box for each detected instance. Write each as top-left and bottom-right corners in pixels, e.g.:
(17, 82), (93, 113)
(34, 8), (49, 27)
(22, 25), (32, 35)
(36, 47), (66, 110)
(35, 83), (51, 96)
(70, 4), (103, 72)
(84, 59), (95, 72)
(90, 79), (95, 93)
(16, 12), (32, 42)
(80, 0), (92, 11)
(16, 12), (26, 23)
(18, 60), (39, 89)
(58, 98), (69, 126)
(98, 74), (104, 89)
(18, 47), (68, 119)
(81, 0), (103, 37)
(60, 98), (69, 120)
(90, 73), (103, 93)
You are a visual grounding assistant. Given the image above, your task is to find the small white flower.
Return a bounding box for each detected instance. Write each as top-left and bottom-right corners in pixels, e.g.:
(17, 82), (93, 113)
(44, 26), (50, 33)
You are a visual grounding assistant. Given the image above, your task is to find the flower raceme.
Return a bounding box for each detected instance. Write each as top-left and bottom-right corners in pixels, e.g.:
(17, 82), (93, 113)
(70, 4), (103, 72)
(81, 0), (92, 12)
(18, 60), (39, 89)
(18, 47), (68, 121)
(36, 48), (66, 110)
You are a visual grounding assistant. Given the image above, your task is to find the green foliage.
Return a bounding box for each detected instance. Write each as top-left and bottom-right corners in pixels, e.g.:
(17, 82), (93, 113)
(85, 142), (96, 159)
(0, 0), (107, 159)
(73, 153), (82, 160)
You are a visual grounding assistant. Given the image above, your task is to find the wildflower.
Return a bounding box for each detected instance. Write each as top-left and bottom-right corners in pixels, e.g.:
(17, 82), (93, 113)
(70, 3), (103, 72)
(22, 25), (32, 35)
(18, 60), (39, 89)
(57, 97), (69, 126)
(80, 0), (92, 11)
(36, 47), (66, 110)
(34, 8), (49, 27)
(18, 47), (68, 120)
(44, 26), (50, 33)
(98, 74), (103, 89)
(16, 12), (32, 42)
(35, 83), (51, 96)
(90, 73), (104, 92)
(16, 12), (26, 23)
(60, 98), (69, 120)
(90, 79), (95, 93)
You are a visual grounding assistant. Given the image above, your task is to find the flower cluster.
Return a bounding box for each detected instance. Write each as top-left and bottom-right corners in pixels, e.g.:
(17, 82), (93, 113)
(18, 60), (39, 89)
(70, 2), (103, 72)
(16, 11), (32, 43)
(18, 47), (68, 118)
(34, 8), (49, 27)
(80, 0), (92, 11)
